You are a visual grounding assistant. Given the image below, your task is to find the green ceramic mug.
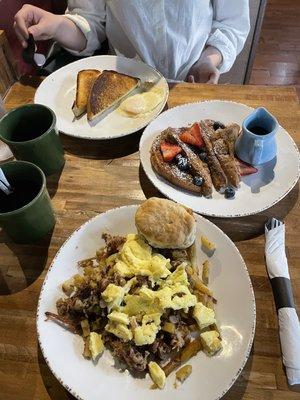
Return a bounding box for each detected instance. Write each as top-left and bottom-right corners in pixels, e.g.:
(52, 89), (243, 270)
(0, 103), (65, 175)
(0, 160), (55, 243)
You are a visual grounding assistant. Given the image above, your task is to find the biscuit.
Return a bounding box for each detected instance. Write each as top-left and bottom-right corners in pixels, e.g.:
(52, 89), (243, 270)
(135, 197), (196, 249)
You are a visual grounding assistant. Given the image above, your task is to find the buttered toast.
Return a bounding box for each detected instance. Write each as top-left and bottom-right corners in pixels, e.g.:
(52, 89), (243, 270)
(72, 69), (101, 117)
(87, 70), (140, 121)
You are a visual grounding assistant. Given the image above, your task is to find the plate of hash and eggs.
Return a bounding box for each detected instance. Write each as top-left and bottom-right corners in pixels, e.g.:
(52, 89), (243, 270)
(34, 55), (168, 140)
(37, 198), (255, 400)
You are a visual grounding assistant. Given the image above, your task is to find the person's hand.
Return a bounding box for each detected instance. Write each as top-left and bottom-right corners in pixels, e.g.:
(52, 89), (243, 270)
(187, 46), (222, 84)
(187, 59), (220, 84)
(14, 4), (63, 48)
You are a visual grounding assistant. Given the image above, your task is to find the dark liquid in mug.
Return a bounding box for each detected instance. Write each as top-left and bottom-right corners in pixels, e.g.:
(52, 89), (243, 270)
(8, 110), (53, 142)
(249, 126), (269, 136)
(0, 179), (40, 213)
(10, 117), (52, 142)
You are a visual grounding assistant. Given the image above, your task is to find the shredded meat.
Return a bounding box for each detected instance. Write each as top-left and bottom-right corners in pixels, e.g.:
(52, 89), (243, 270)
(170, 323), (190, 350)
(171, 249), (189, 261)
(98, 271), (126, 292)
(56, 297), (84, 319)
(76, 284), (92, 300)
(96, 234), (126, 261)
(171, 260), (185, 269)
(45, 312), (80, 334)
(104, 233), (126, 254)
(153, 248), (173, 259)
(136, 276), (152, 289)
(103, 334), (149, 372)
(57, 284), (104, 320)
(150, 333), (172, 360)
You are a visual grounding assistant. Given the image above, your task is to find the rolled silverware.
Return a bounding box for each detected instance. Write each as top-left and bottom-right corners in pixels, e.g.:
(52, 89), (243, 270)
(265, 218), (300, 385)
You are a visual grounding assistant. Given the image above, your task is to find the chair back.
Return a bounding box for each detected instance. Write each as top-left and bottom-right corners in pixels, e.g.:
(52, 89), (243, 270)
(0, 30), (17, 98)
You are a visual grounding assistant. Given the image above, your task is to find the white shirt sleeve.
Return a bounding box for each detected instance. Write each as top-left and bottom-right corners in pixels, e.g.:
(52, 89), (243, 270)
(63, 0), (106, 56)
(207, 0), (250, 73)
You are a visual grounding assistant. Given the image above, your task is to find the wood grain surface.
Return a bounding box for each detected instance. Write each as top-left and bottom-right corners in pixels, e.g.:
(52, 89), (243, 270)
(1, 78), (299, 399)
(249, 0), (300, 97)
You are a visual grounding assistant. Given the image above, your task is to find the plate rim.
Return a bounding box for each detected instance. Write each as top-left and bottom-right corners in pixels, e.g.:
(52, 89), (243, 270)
(34, 55), (169, 141)
(36, 204), (256, 400)
(139, 99), (300, 218)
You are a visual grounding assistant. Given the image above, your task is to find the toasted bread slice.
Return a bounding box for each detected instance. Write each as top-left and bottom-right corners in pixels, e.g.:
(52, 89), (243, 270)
(72, 69), (102, 117)
(87, 70), (140, 121)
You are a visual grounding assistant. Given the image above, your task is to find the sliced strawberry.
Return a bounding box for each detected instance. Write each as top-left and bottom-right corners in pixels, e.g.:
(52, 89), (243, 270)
(179, 123), (205, 148)
(236, 158), (258, 176)
(160, 140), (182, 162)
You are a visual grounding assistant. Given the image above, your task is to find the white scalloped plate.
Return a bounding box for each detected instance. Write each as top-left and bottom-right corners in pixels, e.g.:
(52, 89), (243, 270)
(37, 205), (255, 400)
(34, 55), (168, 140)
(139, 101), (300, 217)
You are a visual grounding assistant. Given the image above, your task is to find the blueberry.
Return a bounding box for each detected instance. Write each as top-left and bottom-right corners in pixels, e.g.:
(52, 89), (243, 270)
(213, 121), (225, 130)
(198, 151), (208, 162)
(193, 176), (204, 186)
(225, 187), (235, 199)
(175, 154), (189, 171)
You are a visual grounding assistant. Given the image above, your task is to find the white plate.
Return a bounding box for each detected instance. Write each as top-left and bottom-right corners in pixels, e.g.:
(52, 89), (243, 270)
(140, 101), (300, 217)
(37, 205), (255, 400)
(34, 55), (168, 140)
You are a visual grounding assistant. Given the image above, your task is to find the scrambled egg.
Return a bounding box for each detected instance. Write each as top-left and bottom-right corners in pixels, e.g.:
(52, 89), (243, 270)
(88, 332), (104, 360)
(123, 290), (162, 316)
(106, 321), (133, 342)
(163, 263), (190, 287)
(133, 313), (161, 346)
(101, 284), (125, 310)
(123, 278), (196, 316)
(102, 235), (197, 346)
(200, 331), (222, 355)
(157, 285), (197, 311)
(193, 302), (216, 330)
(114, 234), (171, 279)
(148, 361), (166, 389)
(108, 310), (130, 325)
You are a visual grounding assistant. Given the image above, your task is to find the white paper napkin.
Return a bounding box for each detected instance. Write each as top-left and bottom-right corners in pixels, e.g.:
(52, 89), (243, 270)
(265, 219), (300, 385)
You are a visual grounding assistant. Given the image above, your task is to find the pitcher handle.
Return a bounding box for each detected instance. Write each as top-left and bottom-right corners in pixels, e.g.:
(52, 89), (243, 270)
(251, 140), (263, 165)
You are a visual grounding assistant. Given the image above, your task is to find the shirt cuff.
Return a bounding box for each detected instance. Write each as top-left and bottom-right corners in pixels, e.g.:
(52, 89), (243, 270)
(206, 29), (236, 74)
(63, 14), (93, 56)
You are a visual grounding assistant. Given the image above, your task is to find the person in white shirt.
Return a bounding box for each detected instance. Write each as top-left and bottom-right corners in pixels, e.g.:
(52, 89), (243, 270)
(14, 1), (250, 83)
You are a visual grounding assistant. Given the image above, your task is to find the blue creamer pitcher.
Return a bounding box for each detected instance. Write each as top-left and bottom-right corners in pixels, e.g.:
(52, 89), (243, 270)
(235, 107), (278, 165)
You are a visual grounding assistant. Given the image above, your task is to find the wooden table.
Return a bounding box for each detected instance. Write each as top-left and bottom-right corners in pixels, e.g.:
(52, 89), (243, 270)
(1, 78), (299, 400)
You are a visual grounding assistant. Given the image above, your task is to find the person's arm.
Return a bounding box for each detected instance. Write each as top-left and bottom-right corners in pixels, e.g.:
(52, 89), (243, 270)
(63, 0), (106, 56)
(187, 0), (250, 83)
(14, 4), (86, 50)
(14, 1), (106, 56)
(207, 0), (250, 73)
